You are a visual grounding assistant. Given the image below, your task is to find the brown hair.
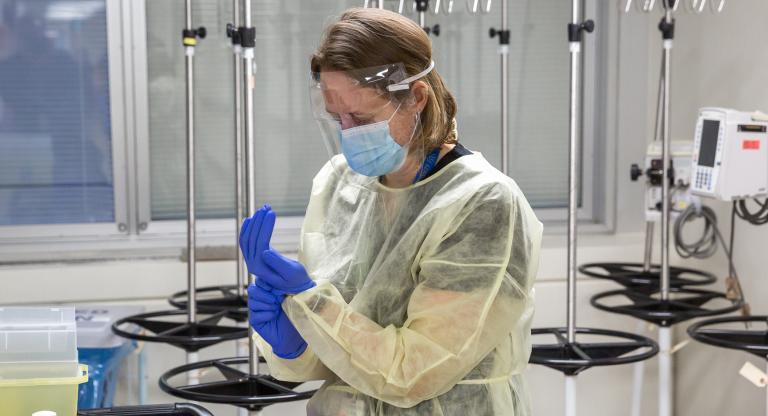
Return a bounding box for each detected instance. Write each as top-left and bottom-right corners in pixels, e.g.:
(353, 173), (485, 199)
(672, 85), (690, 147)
(311, 8), (458, 150)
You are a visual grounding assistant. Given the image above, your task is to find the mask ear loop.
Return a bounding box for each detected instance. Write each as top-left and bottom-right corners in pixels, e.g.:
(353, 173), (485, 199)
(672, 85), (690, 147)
(386, 102), (404, 123)
(406, 112), (421, 147)
(386, 112), (423, 177)
(401, 111), (423, 161)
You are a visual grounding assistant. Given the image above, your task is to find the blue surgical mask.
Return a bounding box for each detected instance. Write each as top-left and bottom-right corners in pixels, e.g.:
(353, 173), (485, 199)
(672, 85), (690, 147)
(339, 109), (408, 177)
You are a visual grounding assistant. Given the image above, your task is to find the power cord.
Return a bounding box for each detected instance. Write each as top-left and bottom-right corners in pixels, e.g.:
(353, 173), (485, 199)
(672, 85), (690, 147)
(734, 198), (768, 226)
(674, 203), (718, 260)
(673, 203), (749, 315)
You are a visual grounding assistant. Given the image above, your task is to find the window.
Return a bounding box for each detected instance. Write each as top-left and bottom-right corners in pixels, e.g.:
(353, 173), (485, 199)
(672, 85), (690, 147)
(140, 0), (580, 221)
(430, 1), (572, 209)
(141, 1), (333, 223)
(0, 0), (116, 226)
(0, 0), (608, 260)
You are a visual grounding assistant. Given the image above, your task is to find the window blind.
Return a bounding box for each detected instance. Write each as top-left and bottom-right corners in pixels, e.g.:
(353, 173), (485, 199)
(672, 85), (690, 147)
(146, 0), (570, 222)
(0, 0), (114, 225)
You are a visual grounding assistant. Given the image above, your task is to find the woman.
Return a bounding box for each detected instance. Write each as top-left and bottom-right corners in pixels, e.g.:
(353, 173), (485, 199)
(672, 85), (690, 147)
(239, 8), (542, 415)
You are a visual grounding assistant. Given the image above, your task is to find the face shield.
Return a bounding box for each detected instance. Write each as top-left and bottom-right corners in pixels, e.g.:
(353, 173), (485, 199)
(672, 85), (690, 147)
(309, 61), (435, 180)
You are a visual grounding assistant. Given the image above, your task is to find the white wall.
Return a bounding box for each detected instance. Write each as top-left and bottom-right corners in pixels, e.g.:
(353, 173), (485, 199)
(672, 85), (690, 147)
(665, 1), (768, 415)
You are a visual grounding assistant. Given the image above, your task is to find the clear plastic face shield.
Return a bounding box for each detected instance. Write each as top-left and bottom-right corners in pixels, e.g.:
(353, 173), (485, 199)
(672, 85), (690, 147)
(310, 61), (435, 179)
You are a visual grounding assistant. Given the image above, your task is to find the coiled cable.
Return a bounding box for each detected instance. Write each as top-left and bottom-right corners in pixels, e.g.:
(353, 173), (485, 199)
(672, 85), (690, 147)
(674, 204), (718, 259)
(674, 203), (748, 312)
(734, 198), (768, 226)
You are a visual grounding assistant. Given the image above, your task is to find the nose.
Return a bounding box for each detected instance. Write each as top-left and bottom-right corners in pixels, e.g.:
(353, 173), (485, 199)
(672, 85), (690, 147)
(339, 114), (355, 130)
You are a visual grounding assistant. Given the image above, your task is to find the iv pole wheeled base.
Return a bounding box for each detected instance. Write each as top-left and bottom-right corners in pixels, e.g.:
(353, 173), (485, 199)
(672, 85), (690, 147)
(530, 327), (659, 376)
(159, 357), (317, 412)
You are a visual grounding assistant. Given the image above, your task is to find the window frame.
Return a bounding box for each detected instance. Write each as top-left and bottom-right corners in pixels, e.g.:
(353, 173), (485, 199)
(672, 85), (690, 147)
(0, 0), (129, 243)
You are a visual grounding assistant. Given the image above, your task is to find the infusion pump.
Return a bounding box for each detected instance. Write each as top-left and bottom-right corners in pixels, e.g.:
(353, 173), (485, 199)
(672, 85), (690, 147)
(691, 108), (768, 201)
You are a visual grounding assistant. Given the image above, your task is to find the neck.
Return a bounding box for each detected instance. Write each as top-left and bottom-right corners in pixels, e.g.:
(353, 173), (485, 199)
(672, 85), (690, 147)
(381, 143), (456, 188)
(381, 154), (421, 188)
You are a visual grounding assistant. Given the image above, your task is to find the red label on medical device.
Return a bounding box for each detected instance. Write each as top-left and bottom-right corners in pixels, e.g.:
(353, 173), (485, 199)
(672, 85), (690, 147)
(743, 140), (761, 150)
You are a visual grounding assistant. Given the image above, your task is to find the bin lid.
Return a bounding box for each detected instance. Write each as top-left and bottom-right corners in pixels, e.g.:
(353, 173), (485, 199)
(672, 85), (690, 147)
(0, 307), (78, 364)
(76, 306), (145, 349)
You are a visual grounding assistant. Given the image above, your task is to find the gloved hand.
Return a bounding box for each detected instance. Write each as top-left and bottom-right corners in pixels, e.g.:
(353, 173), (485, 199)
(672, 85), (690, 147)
(239, 204), (274, 280)
(248, 283), (307, 359)
(239, 205), (315, 294)
(259, 249), (316, 294)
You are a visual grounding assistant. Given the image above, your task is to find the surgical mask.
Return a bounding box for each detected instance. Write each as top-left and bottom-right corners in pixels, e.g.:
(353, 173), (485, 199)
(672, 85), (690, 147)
(339, 106), (412, 177)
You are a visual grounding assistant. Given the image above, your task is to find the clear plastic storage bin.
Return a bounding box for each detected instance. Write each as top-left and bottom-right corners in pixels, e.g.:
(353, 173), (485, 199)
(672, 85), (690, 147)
(0, 307), (88, 416)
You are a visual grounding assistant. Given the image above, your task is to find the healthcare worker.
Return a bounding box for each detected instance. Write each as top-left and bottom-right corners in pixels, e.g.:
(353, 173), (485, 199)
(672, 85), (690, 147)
(239, 7), (542, 415)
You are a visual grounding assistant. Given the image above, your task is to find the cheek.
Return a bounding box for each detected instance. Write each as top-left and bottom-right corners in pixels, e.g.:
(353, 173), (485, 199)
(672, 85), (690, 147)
(388, 115), (416, 146)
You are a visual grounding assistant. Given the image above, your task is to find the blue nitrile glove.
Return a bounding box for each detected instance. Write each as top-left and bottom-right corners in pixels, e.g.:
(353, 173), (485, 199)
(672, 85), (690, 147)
(239, 205), (315, 294)
(239, 204), (273, 278)
(259, 249), (316, 294)
(248, 283), (307, 359)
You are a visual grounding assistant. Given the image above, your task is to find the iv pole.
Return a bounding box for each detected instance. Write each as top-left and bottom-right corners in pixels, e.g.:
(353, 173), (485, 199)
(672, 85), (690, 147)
(632, 12), (667, 416)
(114, 1), (249, 391)
(489, 0), (509, 175)
(232, 0), (247, 344)
(528, 6), (658, 415)
(183, 0), (204, 384)
(240, 0), (260, 382)
(157, 3), (316, 411)
(657, 3), (675, 415)
(230, 4), (249, 415)
(564, 0), (589, 412)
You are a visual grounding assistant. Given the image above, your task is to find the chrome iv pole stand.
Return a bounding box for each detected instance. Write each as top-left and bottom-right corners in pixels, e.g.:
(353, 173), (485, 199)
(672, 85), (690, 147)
(489, 0), (509, 175)
(528, 3), (657, 416)
(589, 4), (738, 416)
(112, 0), (247, 386)
(565, 0), (588, 411)
(158, 1), (316, 413)
(658, 5), (675, 415)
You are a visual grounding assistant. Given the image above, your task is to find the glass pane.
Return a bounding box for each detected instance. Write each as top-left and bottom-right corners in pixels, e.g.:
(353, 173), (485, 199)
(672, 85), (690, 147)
(146, 0), (569, 221)
(432, 0), (569, 208)
(146, 1), (333, 220)
(148, 0), (234, 220)
(0, 0), (114, 225)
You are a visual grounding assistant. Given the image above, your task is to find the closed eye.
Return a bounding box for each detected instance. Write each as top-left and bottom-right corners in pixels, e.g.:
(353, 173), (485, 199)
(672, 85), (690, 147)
(352, 115), (372, 125)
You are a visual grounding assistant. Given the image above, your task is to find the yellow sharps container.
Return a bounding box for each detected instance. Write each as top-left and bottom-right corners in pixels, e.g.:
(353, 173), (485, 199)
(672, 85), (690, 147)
(0, 307), (88, 416)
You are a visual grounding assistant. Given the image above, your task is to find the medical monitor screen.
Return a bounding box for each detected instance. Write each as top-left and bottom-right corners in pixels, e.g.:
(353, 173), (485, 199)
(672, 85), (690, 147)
(698, 119), (720, 168)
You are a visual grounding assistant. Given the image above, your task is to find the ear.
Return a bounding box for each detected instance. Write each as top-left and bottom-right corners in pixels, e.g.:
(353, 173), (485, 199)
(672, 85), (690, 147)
(410, 80), (429, 114)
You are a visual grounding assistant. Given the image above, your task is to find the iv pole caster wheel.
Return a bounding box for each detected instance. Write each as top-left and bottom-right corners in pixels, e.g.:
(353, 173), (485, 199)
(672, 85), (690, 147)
(159, 357), (318, 411)
(578, 262), (717, 293)
(530, 327), (659, 375)
(168, 285), (248, 322)
(688, 315), (768, 359)
(590, 287), (742, 327)
(111, 310), (247, 352)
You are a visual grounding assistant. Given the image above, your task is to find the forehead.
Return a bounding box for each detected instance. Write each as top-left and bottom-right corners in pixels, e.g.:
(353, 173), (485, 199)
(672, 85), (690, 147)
(319, 71), (388, 113)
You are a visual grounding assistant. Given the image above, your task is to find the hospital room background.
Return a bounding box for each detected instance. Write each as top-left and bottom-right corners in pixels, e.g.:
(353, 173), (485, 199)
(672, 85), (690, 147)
(0, 0), (766, 415)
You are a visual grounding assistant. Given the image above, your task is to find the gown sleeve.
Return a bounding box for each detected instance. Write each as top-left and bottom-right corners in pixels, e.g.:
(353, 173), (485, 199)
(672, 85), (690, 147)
(253, 334), (335, 382)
